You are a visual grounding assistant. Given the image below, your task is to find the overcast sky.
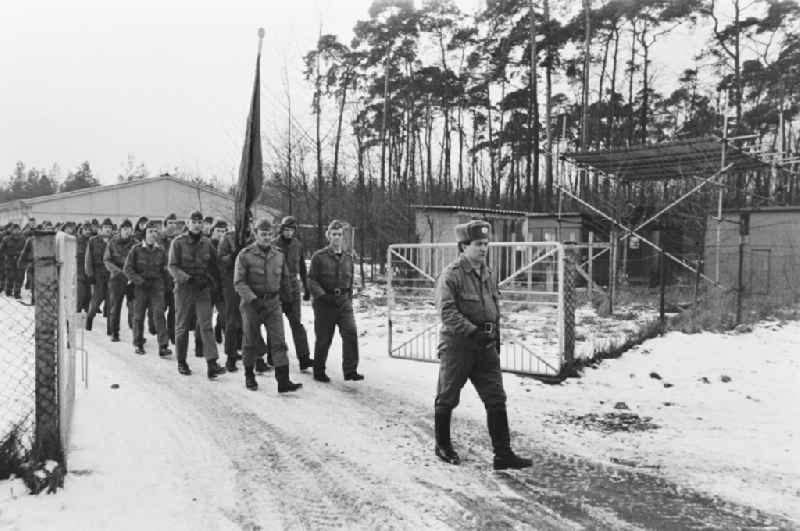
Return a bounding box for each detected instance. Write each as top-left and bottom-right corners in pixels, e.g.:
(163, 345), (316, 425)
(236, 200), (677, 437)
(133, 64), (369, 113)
(1, 0), (707, 187)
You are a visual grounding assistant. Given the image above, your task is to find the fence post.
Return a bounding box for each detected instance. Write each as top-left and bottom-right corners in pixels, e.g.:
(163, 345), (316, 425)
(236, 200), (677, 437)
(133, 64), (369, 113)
(561, 245), (576, 376)
(33, 231), (62, 464)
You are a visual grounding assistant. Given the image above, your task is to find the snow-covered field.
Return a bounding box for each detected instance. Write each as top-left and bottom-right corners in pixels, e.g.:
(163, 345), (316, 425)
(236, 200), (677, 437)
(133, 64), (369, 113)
(0, 288), (798, 529)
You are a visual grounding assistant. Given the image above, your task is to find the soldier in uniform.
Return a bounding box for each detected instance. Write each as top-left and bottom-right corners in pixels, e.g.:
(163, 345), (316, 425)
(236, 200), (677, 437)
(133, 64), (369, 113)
(124, 220), (172, 356)
(216, 225), (247, 372)
(168, 210), (226, 379)
(134, 216), (149, 242)
(269, 216), (312, 370)
(85, 218), (113, 331)
(0, 223), (25, 298)
(202, 216), (214, 238)
(307, 219), (363, 383)
(433, 220), (532, 470)
(104, 218), (136, 342)
(210, 220), (228, 345)
(160, 213), (181, 344)
(234, 217), (302, 393)
(76, 222), (93, 312)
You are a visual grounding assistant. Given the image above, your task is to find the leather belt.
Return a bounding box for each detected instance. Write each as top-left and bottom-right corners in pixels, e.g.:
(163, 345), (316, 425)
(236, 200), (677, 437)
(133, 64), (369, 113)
(327, 288), (351, 297)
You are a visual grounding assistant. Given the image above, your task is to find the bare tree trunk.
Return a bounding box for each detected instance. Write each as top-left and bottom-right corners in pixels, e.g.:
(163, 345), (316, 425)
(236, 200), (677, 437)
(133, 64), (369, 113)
(581, 0), (591, 152)
(607, 25), (620, 148)
(639, 21), (650, 144)
(544, 0), (553, 211)
(314, 30), (324, 247)
(331, 74), (349, 189)
(627, 20), (637, 146)
(380, 54), (390, 190)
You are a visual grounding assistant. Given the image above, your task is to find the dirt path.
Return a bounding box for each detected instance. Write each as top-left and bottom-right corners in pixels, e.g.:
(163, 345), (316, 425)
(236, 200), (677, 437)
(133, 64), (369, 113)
(82, 328), (793, 530)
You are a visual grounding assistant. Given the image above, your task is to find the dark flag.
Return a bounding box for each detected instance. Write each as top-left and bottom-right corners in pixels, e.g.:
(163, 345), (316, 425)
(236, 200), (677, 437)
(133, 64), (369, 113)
(234, 28), (265, 250)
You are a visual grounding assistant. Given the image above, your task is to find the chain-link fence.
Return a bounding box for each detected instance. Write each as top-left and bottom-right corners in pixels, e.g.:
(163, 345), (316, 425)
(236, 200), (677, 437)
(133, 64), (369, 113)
(1, 231), (79, 478)
(0, 274), (36, 472)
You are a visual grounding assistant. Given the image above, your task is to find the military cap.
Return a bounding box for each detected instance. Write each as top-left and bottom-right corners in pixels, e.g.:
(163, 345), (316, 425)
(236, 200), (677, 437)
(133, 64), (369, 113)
(120, 218), (133, 229)
(327, 219), (346, 231)
(280, 216), (298, 230)
(81, 222), (93, 231)
(10, 223), (20, 230)
(203, 216), (214, 224)
(136, 216), (149, 225)
(91, 218), (99, 225)
(212, 219), (228, 230)
(165, 213), (177, 221)
(146, 219), (161, 229)
(253, 218), (273, 232)
(455, 220), (491, 243)
(189, 210), (203, 221)
(61, 221), (76, 231)
(101, 217), (113, 227)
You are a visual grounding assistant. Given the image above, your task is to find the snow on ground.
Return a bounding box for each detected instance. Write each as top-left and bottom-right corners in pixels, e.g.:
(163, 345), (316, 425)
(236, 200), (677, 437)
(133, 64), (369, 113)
(0, 286), (798, 528)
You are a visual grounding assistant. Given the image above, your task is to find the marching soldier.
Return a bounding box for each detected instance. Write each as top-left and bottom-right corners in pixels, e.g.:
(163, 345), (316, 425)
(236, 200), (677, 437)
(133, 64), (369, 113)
(103, 218), (136, 342)
(216, 224), (248, 372)
(85, 218), (113, 331)
(202, 216), (214, 237)
(269, 216), (313, 370)
(160, 213), (181, 344)
(124, 220), (172, 356)
(307, 219), (363, 383)
(0, 223), (26, 298)
(76, 222), (93, 312)
(134, 216), (149, 242)
(210, 220), (228, 345)
(168, 210), (226, 379)
(234, 217), (302, 393)
(433, 220), (532, 470)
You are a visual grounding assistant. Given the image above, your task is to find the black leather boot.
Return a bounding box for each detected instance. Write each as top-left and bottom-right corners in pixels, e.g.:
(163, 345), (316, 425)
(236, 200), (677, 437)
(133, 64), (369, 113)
(434, 410), (461, 465)
(255, 357), (271, 373)
(207, 359), (226, 380)
(225, 355), (238, 372)
(244, 365), (257, 390)
(275, 365), (302, 393)
(487, 408), (532, 470)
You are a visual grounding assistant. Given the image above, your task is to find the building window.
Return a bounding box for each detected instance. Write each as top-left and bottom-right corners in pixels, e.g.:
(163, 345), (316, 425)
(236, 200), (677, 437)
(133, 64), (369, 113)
(749, 248), (771, 295)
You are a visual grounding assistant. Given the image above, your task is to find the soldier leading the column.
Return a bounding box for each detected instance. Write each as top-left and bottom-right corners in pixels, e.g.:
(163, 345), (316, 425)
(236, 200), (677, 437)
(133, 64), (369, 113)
(433, 220), (532, 470)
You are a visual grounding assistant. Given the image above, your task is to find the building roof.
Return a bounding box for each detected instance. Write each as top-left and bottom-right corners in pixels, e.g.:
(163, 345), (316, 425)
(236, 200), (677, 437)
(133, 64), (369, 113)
(721, 205), (800, 214)
(412, 204), (584, 218)
(0, 174), (279, 216)
(562, 136), (772, 181)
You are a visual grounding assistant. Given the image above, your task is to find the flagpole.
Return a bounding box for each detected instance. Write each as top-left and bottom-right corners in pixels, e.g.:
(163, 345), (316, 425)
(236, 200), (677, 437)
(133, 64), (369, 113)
(257, 27), (265, 55)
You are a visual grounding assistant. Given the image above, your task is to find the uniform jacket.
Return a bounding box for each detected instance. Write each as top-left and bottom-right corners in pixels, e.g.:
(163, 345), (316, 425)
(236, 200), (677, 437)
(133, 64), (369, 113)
(167, 232), (219, 286)
(103, 235), (137, 278)
(0, 233), (26, 261)
(233, 242), (292, 304)
(76, 234), (90, 278)
(85, 234), (110, 279)
(17, 236), (34, 270)
(307, 245), (354, 298)
(434, 254), (500, 339)
(124, 241), (168, 286)
(271, 235), (307, 287)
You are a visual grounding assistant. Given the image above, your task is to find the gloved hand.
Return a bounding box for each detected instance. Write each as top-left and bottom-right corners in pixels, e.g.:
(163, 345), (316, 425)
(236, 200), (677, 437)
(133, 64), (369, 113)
(303, 290), (311, 302)
(471, 328), (496, 348)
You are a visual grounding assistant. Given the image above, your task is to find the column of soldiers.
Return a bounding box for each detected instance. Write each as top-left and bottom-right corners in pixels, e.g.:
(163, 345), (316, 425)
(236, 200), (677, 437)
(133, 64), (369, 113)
(2, 213), (534, 469)
(23, 210), (364, 393)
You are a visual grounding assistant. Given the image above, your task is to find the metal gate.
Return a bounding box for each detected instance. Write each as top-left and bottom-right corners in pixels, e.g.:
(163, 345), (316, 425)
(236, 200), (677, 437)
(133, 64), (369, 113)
(387, 242), (574, 377)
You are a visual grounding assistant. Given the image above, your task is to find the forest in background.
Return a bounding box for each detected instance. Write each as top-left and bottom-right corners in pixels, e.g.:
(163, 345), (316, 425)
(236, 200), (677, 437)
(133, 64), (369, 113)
(3, 0), (799, 257)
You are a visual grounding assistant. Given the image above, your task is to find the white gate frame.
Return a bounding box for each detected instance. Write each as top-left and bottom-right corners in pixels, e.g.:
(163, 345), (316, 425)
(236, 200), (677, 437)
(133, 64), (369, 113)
(387, 242), (572, 377)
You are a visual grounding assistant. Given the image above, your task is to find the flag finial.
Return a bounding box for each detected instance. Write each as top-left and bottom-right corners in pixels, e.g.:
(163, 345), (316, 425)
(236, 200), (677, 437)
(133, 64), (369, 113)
(257, 27), (265, 54)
